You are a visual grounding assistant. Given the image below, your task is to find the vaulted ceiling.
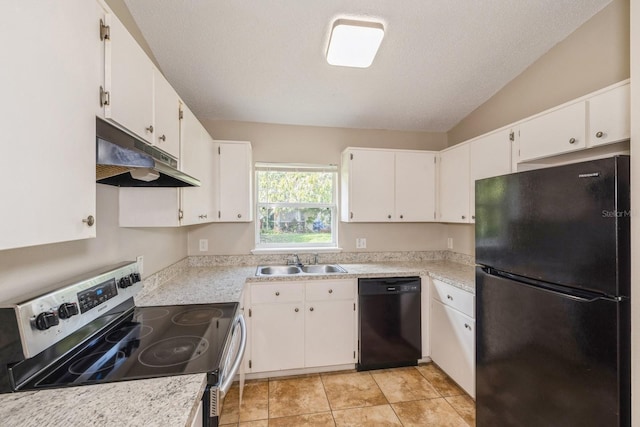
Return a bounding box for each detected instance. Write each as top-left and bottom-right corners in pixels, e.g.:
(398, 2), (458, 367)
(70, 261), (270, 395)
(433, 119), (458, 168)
(124, 0), (612, 132)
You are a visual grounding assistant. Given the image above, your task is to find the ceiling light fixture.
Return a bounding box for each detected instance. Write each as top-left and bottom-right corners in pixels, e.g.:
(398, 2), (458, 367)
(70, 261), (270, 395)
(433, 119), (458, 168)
(326, 19), (384, 68)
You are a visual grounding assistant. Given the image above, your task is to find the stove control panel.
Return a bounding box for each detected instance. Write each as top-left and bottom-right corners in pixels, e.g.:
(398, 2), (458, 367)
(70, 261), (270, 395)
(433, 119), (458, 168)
(78, 278), (118, 313)
(8, 261), (142, 359)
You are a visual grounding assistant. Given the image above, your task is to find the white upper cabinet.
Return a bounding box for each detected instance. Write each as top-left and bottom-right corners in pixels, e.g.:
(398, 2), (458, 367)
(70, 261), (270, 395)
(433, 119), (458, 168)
(342, 149), (395, 222)
(152, 69), (181, 158)
(516, 82), (629, 164)
(341, 148), (436, 222)
(469, 129), (513, 222)
(104, 12), (154, 144)
(395, 151), (437, 222)
(587, 83), (630, 147)
(181, 106), (216, 225)
(438, 143), (470, 223)
(103, 12), (182, 160)
(1, 0), (102, 250)
(214, 141), (253, 222)
(518, 101), (587, 162)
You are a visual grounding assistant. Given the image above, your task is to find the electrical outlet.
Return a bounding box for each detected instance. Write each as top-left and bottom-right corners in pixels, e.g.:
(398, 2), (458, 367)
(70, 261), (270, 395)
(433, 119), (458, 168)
(447, 237), (453, 249)
(199, 239), (209, 252)
(356, 238), (367, 249)
(136, 255), (144, 275)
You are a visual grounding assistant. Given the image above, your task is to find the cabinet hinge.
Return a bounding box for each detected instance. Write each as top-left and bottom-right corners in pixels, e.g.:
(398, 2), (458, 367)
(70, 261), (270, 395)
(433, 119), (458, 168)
(99, 19), (110, 41)
(353, 303), (356, 311)
(99, 86), (110, 107)
(350, 153), (353, 160)
(249, 360), (252, 369)
(433, 211), (436, 220)
(248, 308), (252, 317)
(218, 146), (221, 155)
(350, 212), (354, 220)
(178, 209), (184, 220)
(509, 131), (515, 142)
(179, 108), (184, 120)
(434, 156), (436, 164)
(218, 211), (221, 219)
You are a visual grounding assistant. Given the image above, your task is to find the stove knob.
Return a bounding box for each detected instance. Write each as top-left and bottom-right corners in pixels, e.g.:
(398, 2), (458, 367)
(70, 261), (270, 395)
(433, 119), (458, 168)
(35, 311), (59, 331)
(118, 276), (131, 289)
(129, 273), (140, 284)
(58, 302), (79, 319)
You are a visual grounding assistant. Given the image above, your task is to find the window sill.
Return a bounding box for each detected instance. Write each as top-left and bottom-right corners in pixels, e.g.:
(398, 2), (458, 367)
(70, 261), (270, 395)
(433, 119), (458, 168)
(251, 247), (343, 255)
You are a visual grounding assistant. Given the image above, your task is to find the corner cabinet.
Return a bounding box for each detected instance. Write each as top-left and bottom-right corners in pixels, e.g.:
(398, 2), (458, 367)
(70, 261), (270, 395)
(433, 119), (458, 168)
(438, 143), (470, 223)
(214, 141), (253, 222)
(341, 148), (436, 222)
(429, 279), (475, 398)
(1, 0), (103, 250)
(118, 104), (216, 227)
(248, 279), (356, 374)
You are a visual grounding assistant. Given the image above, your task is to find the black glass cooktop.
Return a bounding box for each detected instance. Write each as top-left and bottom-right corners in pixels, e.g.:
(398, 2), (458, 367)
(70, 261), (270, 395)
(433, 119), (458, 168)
(32, 303), (238, 388)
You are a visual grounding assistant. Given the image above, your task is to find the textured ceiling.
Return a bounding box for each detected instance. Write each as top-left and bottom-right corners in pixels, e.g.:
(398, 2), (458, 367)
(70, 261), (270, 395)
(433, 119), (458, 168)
(124, 0), (612, 132)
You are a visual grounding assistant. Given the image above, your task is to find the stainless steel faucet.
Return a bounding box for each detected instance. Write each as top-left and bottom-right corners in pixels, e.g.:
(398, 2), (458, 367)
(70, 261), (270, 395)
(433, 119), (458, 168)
(288, 254), (303, 267)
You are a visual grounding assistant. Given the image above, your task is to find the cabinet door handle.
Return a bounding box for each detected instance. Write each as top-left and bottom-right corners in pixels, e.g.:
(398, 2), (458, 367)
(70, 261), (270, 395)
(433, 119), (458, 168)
(387, 214), (392, 219)
(237, 214), (242, 219)
(328, 289), (333, 294)
(294, 308), (299, 312)
(569, 137), (576, 144)
(400, 214), (404, 219)
(461, 215), (466, 220)
(159, 134), (166, 142)
(447, 295), (453, 300)
(146, 125), (154, 133)
(472, 215), (475, 220)
(309, 307), (314, 312)
(465, 323), (472, 330)
(275, 291), (280, 296)
(595, 131), (604, 138)
(82, 215), (95, 227)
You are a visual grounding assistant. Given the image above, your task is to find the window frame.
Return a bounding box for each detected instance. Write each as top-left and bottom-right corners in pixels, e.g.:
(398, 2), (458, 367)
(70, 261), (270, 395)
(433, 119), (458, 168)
(254, 163), (339, 250)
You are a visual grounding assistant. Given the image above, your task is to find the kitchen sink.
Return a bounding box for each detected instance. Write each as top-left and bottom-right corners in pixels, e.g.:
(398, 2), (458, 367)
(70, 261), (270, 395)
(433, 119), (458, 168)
(301, 264), (347, 274)
(255, 264), (347, 276)
(256, 265), (301, 275)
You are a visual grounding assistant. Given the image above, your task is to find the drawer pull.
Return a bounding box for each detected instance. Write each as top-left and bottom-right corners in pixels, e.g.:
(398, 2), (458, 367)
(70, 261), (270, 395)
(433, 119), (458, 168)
(275, 291), (280, 296)
(328, 289), (333, 294)
(569, 137), (576, 144)
(464, 323), (472, 330)
(447, 295), (453, 300)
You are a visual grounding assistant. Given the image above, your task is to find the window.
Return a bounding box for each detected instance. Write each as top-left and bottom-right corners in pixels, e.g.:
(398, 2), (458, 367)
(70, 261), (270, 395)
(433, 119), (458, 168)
(255, 163), (338, 249)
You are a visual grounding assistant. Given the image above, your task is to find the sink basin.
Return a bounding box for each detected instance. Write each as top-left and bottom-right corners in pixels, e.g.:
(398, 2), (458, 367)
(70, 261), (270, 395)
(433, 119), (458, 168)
(255, 264), (347, 276)
(301, 264), (347, 274)
(256, 265), (301, 275)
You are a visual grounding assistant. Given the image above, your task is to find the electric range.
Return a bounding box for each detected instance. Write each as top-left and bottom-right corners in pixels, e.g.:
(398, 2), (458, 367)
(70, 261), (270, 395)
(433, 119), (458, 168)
(0, 262), (246, 427)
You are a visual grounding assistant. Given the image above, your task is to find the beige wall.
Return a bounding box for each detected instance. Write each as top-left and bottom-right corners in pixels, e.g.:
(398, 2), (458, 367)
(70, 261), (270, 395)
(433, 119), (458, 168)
(0, 185), (187, 302)
(188, 120), (448, 255)
(445, 0), (630, 258)
(629, 0), (638, 423)
(448, 0), (630, 145)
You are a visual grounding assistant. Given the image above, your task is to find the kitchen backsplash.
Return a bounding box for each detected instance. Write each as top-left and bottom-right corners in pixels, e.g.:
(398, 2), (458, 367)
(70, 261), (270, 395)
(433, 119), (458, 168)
(188, 250), (475, 268)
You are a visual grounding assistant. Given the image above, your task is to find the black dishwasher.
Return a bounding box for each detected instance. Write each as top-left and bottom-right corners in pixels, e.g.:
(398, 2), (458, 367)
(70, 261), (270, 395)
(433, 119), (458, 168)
(358, 277), (421, 371)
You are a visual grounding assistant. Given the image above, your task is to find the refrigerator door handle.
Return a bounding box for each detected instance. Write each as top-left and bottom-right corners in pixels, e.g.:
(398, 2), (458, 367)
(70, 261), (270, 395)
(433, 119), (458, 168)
(484, 268), (622, 303)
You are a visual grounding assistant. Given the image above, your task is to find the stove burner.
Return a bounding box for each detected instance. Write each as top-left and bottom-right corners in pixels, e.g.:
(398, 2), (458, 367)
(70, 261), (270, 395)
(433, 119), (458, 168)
(68, 350), (125, 375)
(135, 308), (170, 322)
(171, 308), (224, 326)
(137, 336), (209, 368)
(105, 324), (153, 343)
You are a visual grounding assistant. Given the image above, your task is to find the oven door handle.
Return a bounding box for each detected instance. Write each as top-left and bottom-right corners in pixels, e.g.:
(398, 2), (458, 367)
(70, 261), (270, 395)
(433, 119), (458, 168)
(219, 314), (247, 397)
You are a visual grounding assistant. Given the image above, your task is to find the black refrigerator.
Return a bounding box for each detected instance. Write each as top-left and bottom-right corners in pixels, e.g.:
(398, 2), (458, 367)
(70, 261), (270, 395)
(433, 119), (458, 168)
(475, 156), (630, 427)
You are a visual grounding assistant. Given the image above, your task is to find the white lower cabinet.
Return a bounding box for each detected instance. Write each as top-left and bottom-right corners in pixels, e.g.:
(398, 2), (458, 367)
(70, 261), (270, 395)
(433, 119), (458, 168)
(430, 279), (475, 398)
(249, 279), (356, 373)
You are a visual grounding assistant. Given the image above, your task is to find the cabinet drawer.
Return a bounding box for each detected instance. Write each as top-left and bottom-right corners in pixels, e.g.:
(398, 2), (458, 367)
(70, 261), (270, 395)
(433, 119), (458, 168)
(431, 279), (475, 318)
(305, 279), (356, 301)
(251, 282), (304, 304)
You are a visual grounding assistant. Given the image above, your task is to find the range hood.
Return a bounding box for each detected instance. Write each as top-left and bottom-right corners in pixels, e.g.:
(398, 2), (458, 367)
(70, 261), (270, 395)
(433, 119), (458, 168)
(96, 118), (200, 187)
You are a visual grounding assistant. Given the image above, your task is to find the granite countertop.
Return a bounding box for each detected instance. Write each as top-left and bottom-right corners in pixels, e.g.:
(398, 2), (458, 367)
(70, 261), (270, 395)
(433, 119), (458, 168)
(0, 374), (207, 427)
(1, 259), (474, 426)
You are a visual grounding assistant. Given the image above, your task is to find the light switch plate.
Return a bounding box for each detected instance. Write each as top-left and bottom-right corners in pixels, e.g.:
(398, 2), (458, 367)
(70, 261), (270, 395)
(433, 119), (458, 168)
(199, 239), (209, 252)
(136, 255), (144, 274)
(356, 238), (367, 249)
(447, 237), (453, 249)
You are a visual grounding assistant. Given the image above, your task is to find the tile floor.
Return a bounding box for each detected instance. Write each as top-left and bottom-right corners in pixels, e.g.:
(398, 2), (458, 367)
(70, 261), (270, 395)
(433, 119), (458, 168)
(220, 363), (475, 426)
